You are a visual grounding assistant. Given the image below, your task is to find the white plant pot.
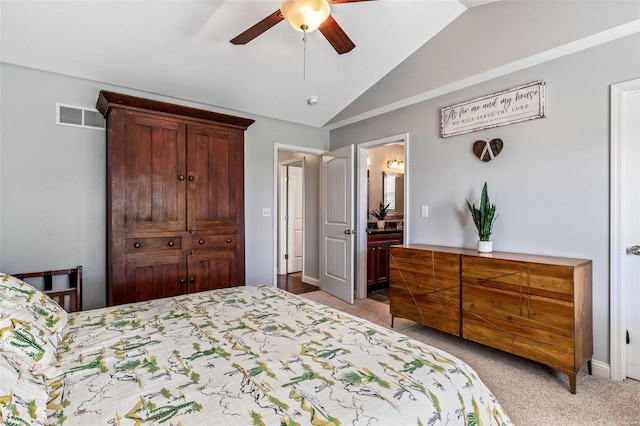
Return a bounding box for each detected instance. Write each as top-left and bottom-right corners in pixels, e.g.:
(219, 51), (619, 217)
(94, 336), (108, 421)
(377, 220), (385, 229)
(478, 240), (493, 253)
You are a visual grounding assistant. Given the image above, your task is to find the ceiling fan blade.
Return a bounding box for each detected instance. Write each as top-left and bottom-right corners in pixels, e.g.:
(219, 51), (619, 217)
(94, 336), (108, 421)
(318, 15), (355, 55)
(230, 10), (284, 45)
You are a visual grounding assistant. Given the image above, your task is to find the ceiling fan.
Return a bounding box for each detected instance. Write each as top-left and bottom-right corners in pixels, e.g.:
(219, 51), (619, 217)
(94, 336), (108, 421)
(230, 0), (374, 55)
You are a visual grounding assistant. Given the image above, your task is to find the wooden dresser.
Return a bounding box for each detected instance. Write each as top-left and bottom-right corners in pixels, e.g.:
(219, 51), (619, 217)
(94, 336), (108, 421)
(390, 244), (592, 393)
(97, 91), (254, 306)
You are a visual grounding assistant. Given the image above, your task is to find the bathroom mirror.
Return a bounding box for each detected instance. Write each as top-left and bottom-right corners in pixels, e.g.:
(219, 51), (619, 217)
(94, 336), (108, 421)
(383, 172), (404, 218)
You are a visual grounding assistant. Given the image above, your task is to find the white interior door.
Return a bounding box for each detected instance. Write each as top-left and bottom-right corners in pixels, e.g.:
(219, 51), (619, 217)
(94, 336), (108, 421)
(320, 145), (354, 304)
(287, 165), (303, 273)
(621, 80), (640, 380)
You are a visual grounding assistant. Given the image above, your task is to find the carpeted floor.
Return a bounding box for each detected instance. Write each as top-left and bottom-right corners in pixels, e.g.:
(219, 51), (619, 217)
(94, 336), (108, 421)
(300, 290), (640, 426)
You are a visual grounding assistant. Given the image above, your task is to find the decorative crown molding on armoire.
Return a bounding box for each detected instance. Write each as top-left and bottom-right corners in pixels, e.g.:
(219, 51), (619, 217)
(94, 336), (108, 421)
(97, 91), (254, 305)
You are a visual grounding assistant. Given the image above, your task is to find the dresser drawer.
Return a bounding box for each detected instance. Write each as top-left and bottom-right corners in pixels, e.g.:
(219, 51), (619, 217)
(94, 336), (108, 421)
(462, 283), (574, 336)
(462, 311), (575, 372)
(390, 247), (461, 336)
(462, 256), (575, 302)
(191, 233), (237, 252)
(126, 235), (186, 253)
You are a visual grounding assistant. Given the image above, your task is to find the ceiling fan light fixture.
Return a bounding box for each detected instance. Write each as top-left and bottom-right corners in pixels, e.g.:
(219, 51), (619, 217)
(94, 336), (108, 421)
(280, 0), (330, 33)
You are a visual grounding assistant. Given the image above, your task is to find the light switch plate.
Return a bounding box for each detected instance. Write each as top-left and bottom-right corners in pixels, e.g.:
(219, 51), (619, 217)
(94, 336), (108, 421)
(421, 205), (428, 218)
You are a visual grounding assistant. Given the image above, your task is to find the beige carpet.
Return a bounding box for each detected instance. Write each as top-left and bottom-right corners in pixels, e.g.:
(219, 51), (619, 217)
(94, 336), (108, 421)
(301, 290), (640, 426)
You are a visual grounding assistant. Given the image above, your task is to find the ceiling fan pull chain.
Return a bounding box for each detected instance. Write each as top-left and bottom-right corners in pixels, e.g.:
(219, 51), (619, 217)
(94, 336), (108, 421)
(302, 26), (308, 80)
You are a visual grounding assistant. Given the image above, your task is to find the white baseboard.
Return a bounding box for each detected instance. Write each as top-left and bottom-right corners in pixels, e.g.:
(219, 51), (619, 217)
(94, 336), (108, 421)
(302, 275), (319, 287)
(590, 359), (610, 378)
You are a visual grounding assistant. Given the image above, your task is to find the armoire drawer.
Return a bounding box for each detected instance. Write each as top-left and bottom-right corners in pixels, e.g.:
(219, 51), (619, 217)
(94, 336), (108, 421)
(126, 235), (186, 253)
(191, 234), (237, 252)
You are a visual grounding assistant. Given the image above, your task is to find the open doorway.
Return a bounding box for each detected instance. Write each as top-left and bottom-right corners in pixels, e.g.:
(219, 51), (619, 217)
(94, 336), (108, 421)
(274, 145), (324, 294)
(280, 160), (304, 275)
(355, 134), (409, 301)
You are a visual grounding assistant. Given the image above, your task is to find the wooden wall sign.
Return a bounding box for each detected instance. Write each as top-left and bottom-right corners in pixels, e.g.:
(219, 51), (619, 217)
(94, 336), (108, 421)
(441, 81), (545, 138)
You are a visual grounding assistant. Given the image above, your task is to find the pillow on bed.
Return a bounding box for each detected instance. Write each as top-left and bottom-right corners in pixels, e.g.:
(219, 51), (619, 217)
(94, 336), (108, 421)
(0, 352), (49, 426)
(0, 273), (68, 374)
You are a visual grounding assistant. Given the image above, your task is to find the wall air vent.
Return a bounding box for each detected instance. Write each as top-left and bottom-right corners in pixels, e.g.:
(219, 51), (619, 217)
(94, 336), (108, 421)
(56, 103), (105, 130)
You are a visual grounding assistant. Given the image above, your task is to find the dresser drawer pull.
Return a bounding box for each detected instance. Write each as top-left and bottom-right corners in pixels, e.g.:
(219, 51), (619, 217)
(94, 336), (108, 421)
(198, 239), (205, 245)
(133, 242), (141, 249)
(226, 238), (232, 243)
(178, 174), (185, 181)
(188, 175), (195, 181)
(179, 279), (185, 285)
(168, 241), (175, 247)
(189, 278), (195, 284)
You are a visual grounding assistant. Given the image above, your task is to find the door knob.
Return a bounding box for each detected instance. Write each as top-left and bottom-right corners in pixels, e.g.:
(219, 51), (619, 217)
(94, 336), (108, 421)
(344, 229), (351, 235)
(631, 245), (640, 256)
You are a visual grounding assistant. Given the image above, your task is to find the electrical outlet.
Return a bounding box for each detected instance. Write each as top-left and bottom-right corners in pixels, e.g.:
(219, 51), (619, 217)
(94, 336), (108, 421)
(421, 205), (429, 218)
(263, 208), (271, 217)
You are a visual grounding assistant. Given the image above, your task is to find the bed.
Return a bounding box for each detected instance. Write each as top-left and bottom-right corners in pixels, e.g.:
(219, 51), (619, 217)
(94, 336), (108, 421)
(0, 272), (512, 425)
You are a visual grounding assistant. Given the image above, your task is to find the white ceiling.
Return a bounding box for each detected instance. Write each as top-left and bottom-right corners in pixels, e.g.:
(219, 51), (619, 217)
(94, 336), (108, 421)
(0, 0), (495, 127)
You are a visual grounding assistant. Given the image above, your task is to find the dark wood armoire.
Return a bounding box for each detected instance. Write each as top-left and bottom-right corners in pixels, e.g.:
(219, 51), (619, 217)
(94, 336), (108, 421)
(97, 91), (254, 306)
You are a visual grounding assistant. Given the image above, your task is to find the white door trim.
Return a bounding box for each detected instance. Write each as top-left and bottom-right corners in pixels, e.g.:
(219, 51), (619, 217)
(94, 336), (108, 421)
(355, 133), (409, 299)
(273, 143), (327, 286)
(610, 78), (640, 381)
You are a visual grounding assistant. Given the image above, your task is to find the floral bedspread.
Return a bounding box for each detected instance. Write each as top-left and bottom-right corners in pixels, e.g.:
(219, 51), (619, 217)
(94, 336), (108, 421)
(48, 285), (511, 425)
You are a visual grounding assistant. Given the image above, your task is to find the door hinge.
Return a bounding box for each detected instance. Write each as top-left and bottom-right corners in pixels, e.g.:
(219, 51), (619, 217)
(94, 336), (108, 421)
(284, 254), (289, 260)
(627, 330), (630, 344)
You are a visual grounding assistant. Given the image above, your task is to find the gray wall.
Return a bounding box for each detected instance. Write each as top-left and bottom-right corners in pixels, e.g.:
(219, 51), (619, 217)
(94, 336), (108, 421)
(0, 63), (328, 309)
(330, 34), (640, 364)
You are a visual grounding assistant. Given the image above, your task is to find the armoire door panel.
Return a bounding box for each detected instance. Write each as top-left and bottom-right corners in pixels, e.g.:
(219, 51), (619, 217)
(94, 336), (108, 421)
(188, 251), (235, 293)
(186, 125), (240, 232)
(125, 114), (187, 233)
(125, 254), (186, 303)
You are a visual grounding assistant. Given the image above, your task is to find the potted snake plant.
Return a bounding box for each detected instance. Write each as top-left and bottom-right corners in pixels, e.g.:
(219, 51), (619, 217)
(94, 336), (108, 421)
(370, 201), (390, 229)
(465, 182), (497, 252)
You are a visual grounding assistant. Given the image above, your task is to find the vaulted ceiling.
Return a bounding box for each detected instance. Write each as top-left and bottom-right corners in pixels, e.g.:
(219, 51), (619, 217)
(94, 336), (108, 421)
(0, 0), (500, 127)
(1, 1), (638, 128)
